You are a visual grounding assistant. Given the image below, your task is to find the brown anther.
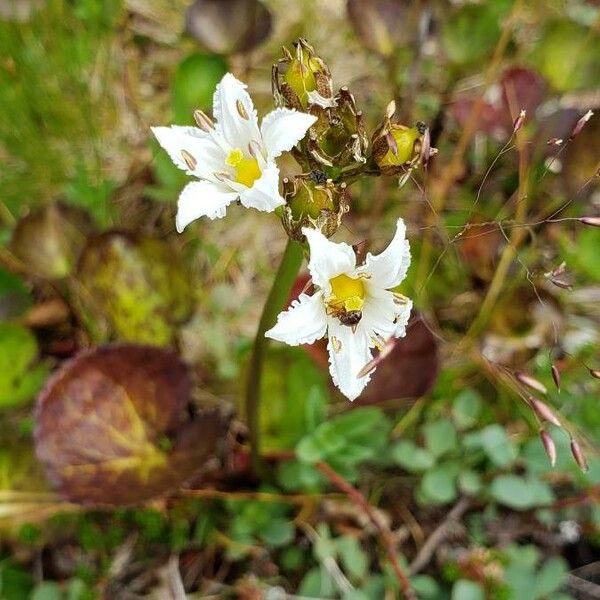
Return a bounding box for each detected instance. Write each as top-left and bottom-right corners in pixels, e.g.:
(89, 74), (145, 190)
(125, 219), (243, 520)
(236, 99), (249, 120)
(181, 150), (197, 171)
(193, 109), (214, 132)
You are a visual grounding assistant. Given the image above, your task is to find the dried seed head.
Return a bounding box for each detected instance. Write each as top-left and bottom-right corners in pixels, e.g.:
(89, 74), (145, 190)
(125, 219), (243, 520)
(551, 278), (573, 291)
(529, 396), (561, 427)
(570, 438), (588, 472)
(551, 365), (561, 392)
(512, 109), (526, 134)
(569, 109), (594, 139)
(386, 131), (398, 156)
(515, 371), (547, 395)
(193, 109), (214, 132)
(540, 429), (557, 467)
(386, 100), (396, 120)
(580, 217), (600, 228)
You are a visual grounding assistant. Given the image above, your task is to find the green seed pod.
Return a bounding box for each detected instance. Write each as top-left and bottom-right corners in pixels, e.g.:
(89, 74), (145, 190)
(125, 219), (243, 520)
(371, 101), (431, 176)
(273, 39), (333, 110)
(281, 173), (348, 241)
(304, 87), (369, 172)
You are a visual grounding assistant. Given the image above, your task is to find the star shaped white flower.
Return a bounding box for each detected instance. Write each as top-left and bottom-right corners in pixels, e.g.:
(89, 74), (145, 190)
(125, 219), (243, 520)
(152, 73), (317, 232)
(266, 218), (413, 401)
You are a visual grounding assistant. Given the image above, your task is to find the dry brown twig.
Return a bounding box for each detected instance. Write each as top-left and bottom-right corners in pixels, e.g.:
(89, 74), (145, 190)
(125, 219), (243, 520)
(315, 461), (417, 600)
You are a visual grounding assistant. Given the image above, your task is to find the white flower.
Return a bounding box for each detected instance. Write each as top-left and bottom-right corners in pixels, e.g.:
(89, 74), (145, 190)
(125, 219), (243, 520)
(152, 73), (317, 232)
(266, 218), (413, 401)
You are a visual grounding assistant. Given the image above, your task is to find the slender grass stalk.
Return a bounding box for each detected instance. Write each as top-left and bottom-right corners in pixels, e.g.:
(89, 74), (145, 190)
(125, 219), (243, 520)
(245, 238), (304, 472)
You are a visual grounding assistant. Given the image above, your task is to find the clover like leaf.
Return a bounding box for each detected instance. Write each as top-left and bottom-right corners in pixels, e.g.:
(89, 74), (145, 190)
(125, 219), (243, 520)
(35, 344), (227, 505)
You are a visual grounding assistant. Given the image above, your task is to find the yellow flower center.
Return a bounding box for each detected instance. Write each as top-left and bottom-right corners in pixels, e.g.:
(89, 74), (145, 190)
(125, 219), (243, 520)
(226, 148), (261, 187)
(380, 126), (421, 167)
(329, 273), (365, 311)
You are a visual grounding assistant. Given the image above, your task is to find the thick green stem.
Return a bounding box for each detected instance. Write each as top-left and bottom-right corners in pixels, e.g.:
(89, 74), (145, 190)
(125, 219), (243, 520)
(245, 238), (304, 472)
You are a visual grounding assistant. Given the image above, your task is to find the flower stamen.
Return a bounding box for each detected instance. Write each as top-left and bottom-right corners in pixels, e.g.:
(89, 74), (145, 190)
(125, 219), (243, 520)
(226, 148), (261, 187)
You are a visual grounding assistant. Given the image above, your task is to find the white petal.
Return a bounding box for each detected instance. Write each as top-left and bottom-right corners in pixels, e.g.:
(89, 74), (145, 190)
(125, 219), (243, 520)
(260, 108), (317, 159)
(265, 292), (327, 346)
(359, 218), (411, 289)
(212, 73), (261, 150)
(176, 181), (238, 232)
(361, 289), (413, 343)
(152, 125), (226, 181)
(327, 320), (372, 401)
(239, 161), (285, 212)
(302, 227), (356, 291)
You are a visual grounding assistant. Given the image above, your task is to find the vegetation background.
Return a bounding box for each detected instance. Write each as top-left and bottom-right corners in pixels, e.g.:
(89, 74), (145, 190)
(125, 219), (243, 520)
(0, 0), (599, 598)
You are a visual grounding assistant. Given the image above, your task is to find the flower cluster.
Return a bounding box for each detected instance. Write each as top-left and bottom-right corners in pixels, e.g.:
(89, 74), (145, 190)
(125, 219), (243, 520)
(153, 40), (432, 400)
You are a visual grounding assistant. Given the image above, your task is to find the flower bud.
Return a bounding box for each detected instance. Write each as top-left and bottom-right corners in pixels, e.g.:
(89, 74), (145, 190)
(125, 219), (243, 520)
(539, 429), (557, 467)
(281, 173), (348, 241)
(303, 87), (368, 171)
(371, 103), (430, 175)
(273, 39), (333, 110)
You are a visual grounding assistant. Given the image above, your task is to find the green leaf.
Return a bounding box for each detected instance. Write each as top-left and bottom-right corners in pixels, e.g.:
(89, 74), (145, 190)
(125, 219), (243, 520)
(0, 268), (31, 319)
(490, 475), (543, 510)
(391, 440), (435, 472)
(0, 323), (49, 408)
(32, 582), (64, 600)
(452, 390), (482, 429)
(480, 424), (518, 467)
(419, 464), (458, 505)
(172, 53), (228, 123)
(411, 574), (442, 599)
(424, 419), (457, 457)
(261, 518), (294, 547)
(329, 407), (387, 441)
(442, 4), (503, 65)
(451, 580), (485, 600)
(532, 20), (600, 91)
(534, 557), (568, 597)
(458, 470), (483, 495)
(336, 536), (368, 580)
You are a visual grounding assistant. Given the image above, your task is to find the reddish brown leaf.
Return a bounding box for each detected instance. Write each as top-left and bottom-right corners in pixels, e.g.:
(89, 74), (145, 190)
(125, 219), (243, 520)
(35, 345), (227, 505)
(356, 313), (439, 404)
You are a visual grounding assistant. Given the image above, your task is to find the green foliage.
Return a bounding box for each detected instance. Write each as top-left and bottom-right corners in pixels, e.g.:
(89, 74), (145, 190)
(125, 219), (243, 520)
(442, 3), (508, 65)
(172, 53), (228, 123)
(295, 407), (392, 482)
(0, 0), (123, 213)
(0, 323), (48, 408)
(261, 347), (329, 449)
(226, 493), (294, 558)
(532, 20), (600, 91)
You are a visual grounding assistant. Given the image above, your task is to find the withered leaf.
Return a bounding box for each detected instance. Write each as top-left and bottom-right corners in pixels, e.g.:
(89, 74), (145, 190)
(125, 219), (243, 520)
(35, 345), (227, 505)
(356, 313), (439, 405)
